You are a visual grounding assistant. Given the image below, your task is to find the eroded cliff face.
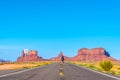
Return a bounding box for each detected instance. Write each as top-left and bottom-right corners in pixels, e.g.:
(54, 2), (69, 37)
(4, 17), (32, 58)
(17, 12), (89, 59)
(17, 50), (42, 62)
(70, 48), (116, 62)
(16, 48), (117, 62)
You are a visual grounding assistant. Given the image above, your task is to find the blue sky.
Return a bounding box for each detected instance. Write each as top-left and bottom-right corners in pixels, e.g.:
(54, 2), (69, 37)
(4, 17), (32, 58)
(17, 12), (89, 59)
(0, 0), (120, 61)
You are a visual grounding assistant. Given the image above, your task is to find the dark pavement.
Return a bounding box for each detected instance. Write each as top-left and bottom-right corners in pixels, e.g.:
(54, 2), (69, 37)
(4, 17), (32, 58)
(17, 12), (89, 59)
(0, 63), (119, 80)
(0, 69), (25, 75)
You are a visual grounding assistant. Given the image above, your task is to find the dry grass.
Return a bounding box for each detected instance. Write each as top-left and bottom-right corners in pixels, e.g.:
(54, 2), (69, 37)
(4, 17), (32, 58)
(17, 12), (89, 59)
(0, 61), (53, 70)
(69, 61), (120, 76)
(110, 65), (120, 75)
(0, 64), (23, 70)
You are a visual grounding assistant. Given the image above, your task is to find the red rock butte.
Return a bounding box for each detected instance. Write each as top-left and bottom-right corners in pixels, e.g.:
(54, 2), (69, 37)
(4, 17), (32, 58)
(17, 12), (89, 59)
(70, 48), (117, 62)
(17, 50), (42, 62)
(51, 52), (70, 61)
(16, 48), (118, 62)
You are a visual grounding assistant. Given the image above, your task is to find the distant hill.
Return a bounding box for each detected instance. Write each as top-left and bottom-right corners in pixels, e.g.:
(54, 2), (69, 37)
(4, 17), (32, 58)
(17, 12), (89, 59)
(0, 59), (10, 62)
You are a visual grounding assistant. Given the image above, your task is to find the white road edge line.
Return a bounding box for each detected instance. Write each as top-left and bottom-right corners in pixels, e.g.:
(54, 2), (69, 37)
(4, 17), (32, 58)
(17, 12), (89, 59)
(74, 64), (120, 80)
(0, 65), (44, 78)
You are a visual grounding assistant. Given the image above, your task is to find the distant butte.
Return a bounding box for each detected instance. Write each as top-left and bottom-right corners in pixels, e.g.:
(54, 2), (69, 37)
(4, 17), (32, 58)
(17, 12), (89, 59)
(51, 52), (70, 61)
(16, 48), (118, 62)
(17, 50), (42, 62)
(70, 48), (117, 62)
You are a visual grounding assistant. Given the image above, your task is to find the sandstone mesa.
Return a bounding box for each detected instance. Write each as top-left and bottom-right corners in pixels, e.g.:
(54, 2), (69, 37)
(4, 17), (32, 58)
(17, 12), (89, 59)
(16, 48), (118, 62)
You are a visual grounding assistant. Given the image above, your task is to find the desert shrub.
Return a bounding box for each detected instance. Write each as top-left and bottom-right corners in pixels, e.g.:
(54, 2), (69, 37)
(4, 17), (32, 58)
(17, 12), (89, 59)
(116, 71), (120, 75)
(99, 60), (113, 71)
(88, 64), (95, 69)
(23, 66), (31, 69)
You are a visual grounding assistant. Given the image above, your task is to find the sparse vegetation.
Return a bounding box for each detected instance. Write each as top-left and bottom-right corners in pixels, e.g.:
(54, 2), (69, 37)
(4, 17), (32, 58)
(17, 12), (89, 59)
(99, 60), (113, 71)
(70, 61), (120, 76)
(22, 61), (53, 69)
(110, 65), (120, 76)
(0, 61), (53, 70)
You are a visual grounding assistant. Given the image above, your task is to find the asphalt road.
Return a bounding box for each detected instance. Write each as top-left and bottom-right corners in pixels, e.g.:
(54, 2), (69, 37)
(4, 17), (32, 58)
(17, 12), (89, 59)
(0, 63), (119, 80)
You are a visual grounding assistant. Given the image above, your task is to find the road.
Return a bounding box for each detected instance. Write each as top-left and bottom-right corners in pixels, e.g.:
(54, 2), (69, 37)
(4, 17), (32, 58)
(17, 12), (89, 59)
(0, 63), (119, 80)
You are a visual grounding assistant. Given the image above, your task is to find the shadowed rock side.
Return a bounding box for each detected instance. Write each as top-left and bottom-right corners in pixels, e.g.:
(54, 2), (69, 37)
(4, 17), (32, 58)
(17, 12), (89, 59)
(17, 50), (42, 62)
(70, 48), (117, 62)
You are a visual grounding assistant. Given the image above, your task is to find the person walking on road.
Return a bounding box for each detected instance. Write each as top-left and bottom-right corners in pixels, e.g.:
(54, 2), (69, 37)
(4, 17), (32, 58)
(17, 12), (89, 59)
(61, 55), (64, 63)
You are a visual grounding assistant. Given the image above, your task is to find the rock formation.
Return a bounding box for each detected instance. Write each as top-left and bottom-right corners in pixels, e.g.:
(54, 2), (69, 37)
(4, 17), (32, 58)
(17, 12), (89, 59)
(70, 48), (117, 62)
(17, 50), (42, 62)
(51, 52), (70, 61)
(16, 48), (117, 62)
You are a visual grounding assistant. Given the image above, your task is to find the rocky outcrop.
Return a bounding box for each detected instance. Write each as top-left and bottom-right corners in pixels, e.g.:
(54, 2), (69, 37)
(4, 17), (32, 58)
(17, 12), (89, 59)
(70, 48), (117, 62)
(16, 48), (117, 62)
(51, 52), (70, 61)
(17, 50), (42, 62)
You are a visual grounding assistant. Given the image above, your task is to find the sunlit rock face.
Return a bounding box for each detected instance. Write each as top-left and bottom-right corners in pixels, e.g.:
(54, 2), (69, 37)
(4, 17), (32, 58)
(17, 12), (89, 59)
(70, 48), (117, 62)
(17, 48), (117, 62)
(17, 50), (42, 62)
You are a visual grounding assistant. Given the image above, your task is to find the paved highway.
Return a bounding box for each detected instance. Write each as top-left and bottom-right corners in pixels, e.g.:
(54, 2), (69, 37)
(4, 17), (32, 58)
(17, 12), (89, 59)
(0, 63), (119, 80)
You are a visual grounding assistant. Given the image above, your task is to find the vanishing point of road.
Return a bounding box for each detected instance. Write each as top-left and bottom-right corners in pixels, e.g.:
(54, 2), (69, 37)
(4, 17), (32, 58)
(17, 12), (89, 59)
(0, 63), (120, 80)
